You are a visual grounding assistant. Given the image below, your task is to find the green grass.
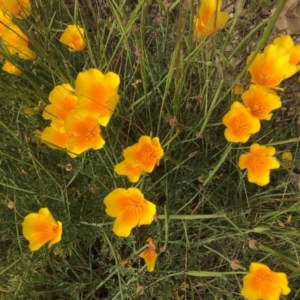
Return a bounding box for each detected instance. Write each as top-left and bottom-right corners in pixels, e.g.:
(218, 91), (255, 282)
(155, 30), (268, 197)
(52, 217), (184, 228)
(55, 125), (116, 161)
(1, 0), (300, 299)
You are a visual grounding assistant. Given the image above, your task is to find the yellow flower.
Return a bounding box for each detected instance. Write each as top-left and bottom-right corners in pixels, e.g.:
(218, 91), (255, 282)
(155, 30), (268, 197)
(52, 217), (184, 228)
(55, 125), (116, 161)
(273, 35), (300, 66)
(247, 44), (297, 89)
(104, 188), (156, 237)
(2, 60), (22, 75)
(194, 0), (229, 39)
(75, 68), (120, 126)
(2, 24), (28, 54)
(241, 262), (291, 300)
(64, 111), (105, 157)
(139, 237), (157, 272)
(282, 151), (293, 168)
(22, 208), (62, 251)
(242, 84), (281, 120)
(123, 136), (164, 173)
(59, 25), (86, 52)
(222, 102), (260, 143)
(39, 126), (69, 150)
(43, 84), (78, 132)
(114, 160), (143, 183)
(1, 0), (31, 18)
(238, 143), (280, 186)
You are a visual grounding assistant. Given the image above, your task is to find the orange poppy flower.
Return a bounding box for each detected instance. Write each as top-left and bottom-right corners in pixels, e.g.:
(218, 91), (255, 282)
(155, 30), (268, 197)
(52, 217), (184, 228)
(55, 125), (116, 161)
(194, 0), (229, 39)
(238, 143), (280, 186)
(75, 68), (120, 126)
(123, 136), (164, 173)
(59, 25), (86, 52)
(2, 60), (22, 75)
(2, 24), (28, 54)
(222, 102), (260, 143)
(104, 188), (156, 237)
(39, 126), (69, 150)
(114, 160), (143, 183)
(242, 84), (281, 120)
(273, 35), (300, 66)
(43, 84), (78, 132)
(241, 262), (291, 300)
(64, 111), (105, 157)
(247, 44), (297, 89)
(1, 0), (31, 18)
(22, 208), (62, 251)
(139, 237), (157, 272)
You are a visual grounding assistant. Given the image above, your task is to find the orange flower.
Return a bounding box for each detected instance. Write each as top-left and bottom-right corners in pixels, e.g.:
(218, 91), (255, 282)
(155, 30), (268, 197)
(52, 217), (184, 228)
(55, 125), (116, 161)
(75, 68), (120, 126)
(114, 160), (143, 183)
(22, 208), (62, 251)
(222, 102), (260, 143)
(43, 84), (78, 132)
(59, 25), (85, 52)
(1, 0), (31, 18)
(39, 126), (69, 150)
(64, 111), (105, 157)
(238, 143), (280, 186)
(2, 60), (22, 75)
(139, 237), (157, 272)
(2, 24), (28, 54)
(247, 44), (297, 89)
(123, 136), (164, 173)
(104, 188), (156, 237)
(0, 10), (11, 36)
(194, 0), (229, 39)
(273, 35), (300, 66)
(242, 85), (281, 120)
(241, 262), (291, 300)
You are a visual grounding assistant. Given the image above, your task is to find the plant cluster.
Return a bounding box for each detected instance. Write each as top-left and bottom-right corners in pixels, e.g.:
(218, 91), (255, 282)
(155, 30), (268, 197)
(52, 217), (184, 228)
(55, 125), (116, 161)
(1, 0), (300, 299)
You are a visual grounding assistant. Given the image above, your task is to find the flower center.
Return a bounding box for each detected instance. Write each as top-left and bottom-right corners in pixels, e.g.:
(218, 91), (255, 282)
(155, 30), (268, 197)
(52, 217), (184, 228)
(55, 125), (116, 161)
(258, 74), (271, 86)
(233, 115), (250, 135)
(140, 147), (156, 164)
(255, 271), (274, 291)
(84, 123), (99, 141)
(72, 35), (82, 47)
(249, 154), (265, 172)
(252, 102), (265, 117)
(128, 197), (144, 214)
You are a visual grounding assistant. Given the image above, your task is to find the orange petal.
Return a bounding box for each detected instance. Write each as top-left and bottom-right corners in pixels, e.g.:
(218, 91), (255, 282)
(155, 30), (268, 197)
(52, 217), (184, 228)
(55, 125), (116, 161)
(66, 134), (105, 157)
(2, 60), (22, 75)
(40, 126), (69, 149)
(104, 188), (129, 217)
(17, 46), (37, 60)
(139, 248), (157, 272)
(113, 208), (139, 237)
(114, 160), (143, 183)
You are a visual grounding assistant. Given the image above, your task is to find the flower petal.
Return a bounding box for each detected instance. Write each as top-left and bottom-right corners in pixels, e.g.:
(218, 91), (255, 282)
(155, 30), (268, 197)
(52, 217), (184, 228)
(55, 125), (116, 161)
(40, 126), (69, 149)
(113, 209), (139, 237)
(139, 248), (157, 272)
(104, 188), (129, 217)
(114, 160), (143, 183)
